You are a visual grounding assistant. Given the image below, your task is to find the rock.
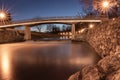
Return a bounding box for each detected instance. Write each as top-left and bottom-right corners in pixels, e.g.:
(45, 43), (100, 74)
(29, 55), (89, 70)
(106, 69), (120, 80)
(97, 53), (120, 74)
(68, 71), (82, 80)
(68, 18), (120, 80)
(115, 45), (120, 54)
(82, 65), (101, 80)
(86, 18), (120, 58)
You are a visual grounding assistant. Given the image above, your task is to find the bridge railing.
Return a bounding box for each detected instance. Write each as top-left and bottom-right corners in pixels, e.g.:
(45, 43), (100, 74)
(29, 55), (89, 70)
(0, 16), (107, 25)
(6, 16), (82, 25)
(12, 16), (82, 23)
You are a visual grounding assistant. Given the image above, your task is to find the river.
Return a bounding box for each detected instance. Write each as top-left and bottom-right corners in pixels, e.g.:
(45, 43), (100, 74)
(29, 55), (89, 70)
(0, 41), (97, 80)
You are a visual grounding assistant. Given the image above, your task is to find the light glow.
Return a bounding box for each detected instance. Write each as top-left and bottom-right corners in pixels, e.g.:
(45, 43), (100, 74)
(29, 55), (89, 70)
(94, 0), (115, 13)
(89, 24), (94, 29)
(0, 12), (6, 19)
(79, 29), (85, 33)
(1, 48), (11, 80)
(102, 1), (109, 8)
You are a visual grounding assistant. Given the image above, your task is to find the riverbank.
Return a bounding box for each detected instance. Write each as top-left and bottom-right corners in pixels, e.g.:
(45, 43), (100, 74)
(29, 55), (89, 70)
(68, 18), (120, 80)
(0, 29), (62, 44)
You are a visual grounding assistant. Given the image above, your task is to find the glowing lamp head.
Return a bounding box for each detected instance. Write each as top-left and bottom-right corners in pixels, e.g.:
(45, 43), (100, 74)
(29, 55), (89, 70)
(79, 29), (85, 33)
(89, 24), (94, 29)
(80, 29), (85, 33)
(0, 12), (6, 19)
(102, 1), (109, 8)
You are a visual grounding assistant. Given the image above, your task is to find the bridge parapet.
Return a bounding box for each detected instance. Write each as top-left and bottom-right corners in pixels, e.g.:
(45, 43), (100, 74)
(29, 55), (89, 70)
(11, 16), (105, 24)
(12, 16), (82, 23)
(0, 16), (106, 26)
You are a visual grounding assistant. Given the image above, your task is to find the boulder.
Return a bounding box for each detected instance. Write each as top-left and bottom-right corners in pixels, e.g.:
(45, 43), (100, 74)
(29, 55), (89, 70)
(82, 65), (101, 80)
(106, 69), (120, 80)
(68, 71), (82, 80)
(97, 53), (120, 74)
(86, 18), (120, 58)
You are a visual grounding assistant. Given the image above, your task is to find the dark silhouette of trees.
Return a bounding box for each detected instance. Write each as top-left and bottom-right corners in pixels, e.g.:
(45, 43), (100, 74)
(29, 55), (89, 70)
(45, 24), (71, 33)
(62, 25), (71, 32)
(35, 25), (42, 32)
(46, 24), (54, 32)
(46, 24), (60, 33)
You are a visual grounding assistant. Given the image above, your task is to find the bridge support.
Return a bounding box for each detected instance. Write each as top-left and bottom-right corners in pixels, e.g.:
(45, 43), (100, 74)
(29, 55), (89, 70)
(24, 26), (31, 40)
(71, 23), (75, 40)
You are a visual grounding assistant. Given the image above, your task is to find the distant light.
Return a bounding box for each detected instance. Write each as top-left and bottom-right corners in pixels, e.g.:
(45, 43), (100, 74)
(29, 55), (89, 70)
(112, 18), (115, 21)
(102, 1), (109, 8)
(89, 24), (94, 29)
(69, 32), (72, 35)
(66, 32), (68, 35)
(60, 33), (62, 35)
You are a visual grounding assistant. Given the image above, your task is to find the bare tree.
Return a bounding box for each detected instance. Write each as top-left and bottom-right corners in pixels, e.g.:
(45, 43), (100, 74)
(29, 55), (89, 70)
(35, 25), (42, 32)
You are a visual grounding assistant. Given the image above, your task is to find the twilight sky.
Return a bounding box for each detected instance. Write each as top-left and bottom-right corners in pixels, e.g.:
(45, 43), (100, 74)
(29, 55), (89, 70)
(0, 0), (83, 20)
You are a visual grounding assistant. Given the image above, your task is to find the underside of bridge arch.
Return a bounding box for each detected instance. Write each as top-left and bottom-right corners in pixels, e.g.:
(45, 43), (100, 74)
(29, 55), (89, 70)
(29, 22), (72, 27)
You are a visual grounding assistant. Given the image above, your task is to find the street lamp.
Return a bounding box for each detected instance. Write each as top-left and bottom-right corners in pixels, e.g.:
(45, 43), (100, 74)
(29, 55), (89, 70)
(89, 24), (94, 29)
(0, 10), (12, 25)
(101, 0), (111, 18)
(0, 12), (7, 20)
(102, 1), (109, 8)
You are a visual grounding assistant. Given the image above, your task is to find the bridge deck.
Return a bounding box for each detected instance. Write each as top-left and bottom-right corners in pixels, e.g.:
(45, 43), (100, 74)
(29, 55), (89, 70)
(0, 16), (107, 28)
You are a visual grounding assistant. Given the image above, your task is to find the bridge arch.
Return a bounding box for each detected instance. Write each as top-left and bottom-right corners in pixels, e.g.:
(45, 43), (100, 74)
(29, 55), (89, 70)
(0, 16), (102, 41)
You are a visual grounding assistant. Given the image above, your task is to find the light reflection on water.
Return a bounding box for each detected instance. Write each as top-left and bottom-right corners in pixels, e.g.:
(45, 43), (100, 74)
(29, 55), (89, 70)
(0, 41), (97, 80)
(0, 47), (11, 80)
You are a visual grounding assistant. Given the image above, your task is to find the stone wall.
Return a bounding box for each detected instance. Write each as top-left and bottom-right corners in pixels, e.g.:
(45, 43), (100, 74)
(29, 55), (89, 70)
(68, 18), (120, 80)
(0, 30), (24, 43)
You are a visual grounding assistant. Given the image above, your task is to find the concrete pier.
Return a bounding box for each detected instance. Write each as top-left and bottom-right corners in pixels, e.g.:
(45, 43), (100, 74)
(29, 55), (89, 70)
(24, 26), (31, 40)
(71, 23), (75, 40)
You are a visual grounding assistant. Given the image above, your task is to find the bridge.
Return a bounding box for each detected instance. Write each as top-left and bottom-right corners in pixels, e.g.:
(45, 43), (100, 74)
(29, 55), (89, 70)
(0, 16), (106, 40)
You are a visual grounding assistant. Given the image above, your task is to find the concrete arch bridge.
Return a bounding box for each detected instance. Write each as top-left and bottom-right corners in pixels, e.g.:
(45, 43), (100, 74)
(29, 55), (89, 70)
(0, 16), (106, 40)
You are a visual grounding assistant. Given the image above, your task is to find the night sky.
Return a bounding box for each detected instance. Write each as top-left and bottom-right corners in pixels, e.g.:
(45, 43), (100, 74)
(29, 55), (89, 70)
(0, 0), (83, 20)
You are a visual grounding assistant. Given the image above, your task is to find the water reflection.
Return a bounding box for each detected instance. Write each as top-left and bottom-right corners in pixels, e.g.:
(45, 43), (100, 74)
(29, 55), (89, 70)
(69, 43), (95, 65)
(0, 47), (11, 80)
(0, 41), (97, 80)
